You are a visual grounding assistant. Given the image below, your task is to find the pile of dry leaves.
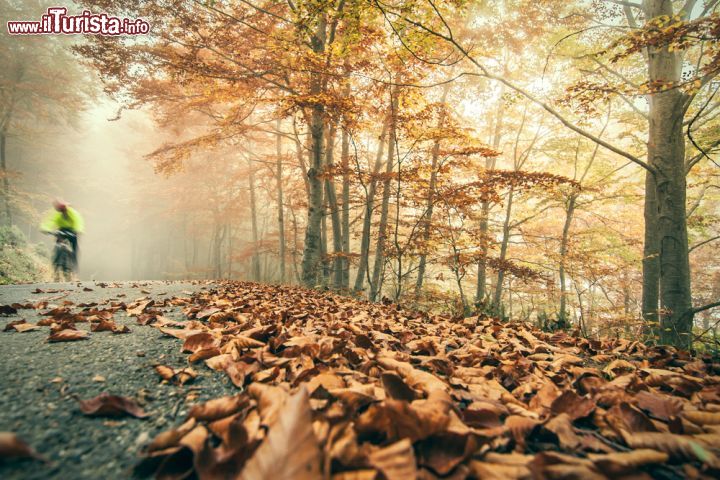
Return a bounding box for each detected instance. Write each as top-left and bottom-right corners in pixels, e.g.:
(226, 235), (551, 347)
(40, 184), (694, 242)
(137, 281), (720, 479)
(3, 281), (720, 479)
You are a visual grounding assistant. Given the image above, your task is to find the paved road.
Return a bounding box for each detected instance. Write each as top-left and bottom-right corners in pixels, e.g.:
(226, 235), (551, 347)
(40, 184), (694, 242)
(0, 281), (236, 479)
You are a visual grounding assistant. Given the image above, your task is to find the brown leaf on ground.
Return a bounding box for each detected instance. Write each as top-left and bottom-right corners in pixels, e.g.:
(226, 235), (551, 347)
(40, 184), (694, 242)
(127, 300), (153, 316)
(9, 322), (40, 333)
(589, 449), (669, 475)
(240, 387), (321, 480)
(367, 438), (417, 480)
(154, 365), (198, 385)
(77, 393), (148, 418)
(621, 430), (720, 466)
(543, 413), (581, 450)
(683, 410), (720, 426)
(145, 418), (197, 452)
(381, 372), (419, 401)
(91, 319), (118, 332)
(633, 390), (683, 421)
(157, 327), (203, 340)
(0, 432), (41, 460)
(248, 383), (288, 427)
(182, 332), (219, 353)
(550, 390), (595, 421)
(47, 329), (89, 342)
(188, 347), (222, 363)
(188, 395), (247, 422)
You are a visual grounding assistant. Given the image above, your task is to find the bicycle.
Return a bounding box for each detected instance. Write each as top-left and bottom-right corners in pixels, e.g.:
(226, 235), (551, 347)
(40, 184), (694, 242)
(50, 230), (77, 282)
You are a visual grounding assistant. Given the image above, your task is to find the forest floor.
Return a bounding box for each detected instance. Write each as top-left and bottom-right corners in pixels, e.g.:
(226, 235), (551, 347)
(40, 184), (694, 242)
(1, 281), (719, 479)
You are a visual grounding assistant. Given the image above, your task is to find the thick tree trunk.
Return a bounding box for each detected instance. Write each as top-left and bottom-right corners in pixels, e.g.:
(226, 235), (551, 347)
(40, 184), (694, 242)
(1, 130), (11, 227)
(340, 127), (350, 288)
(353, 120), (388, 292)
(300, 16), (327, 287)
(370, 92), (398, 302)
(642, 172), (660, 334)
(645, 0), (693, 348)
(276, 119), (286, 283)
(414, 85), (450, 297)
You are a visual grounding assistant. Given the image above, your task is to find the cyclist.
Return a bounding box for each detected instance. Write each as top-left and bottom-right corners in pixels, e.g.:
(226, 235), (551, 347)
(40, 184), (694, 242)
(40, 200), (84, 272)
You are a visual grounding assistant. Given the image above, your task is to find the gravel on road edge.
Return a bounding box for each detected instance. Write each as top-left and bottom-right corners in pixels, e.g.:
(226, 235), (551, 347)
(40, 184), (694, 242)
(0, 281), (238, 480)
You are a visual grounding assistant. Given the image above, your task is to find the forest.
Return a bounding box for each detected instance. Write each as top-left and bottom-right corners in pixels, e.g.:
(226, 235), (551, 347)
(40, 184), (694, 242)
(1, 0), (720, 348)
(3, 1), (720, 479)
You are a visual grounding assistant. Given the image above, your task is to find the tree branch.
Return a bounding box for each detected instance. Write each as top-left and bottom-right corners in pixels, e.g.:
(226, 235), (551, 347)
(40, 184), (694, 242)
(689, 235), (720, 253)
(373, 0), (655, 174)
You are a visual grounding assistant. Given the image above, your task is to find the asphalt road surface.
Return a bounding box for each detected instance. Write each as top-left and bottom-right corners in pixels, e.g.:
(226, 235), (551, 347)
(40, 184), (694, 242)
(0, 281), (236, 479)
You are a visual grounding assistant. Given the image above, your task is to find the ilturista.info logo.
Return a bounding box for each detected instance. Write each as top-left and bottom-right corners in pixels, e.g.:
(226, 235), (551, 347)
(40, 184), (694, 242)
(7, 7), (150, 36)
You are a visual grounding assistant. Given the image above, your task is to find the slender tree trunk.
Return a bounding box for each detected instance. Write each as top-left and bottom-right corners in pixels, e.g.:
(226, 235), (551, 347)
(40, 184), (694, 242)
(493, 186), (514, 308)
(476, 87), (505, 303)
(415, 84), (450, 297)
(300, 15), (327, 287)
(248, 155), (261, 281)
(353, 120), (389, 292)
(341, 126), (350, 288)
(1, 130), (11, 227)
(559, 195), (577, 322)
(645, 0), (692, 348)
(321, 193), (330, 285)
(370, 90), (398, 301)
(227, 222), (233, 279)
(290, 206), (301, 284)
(324, 123), (344, 288)
(276, 119), (286, 283)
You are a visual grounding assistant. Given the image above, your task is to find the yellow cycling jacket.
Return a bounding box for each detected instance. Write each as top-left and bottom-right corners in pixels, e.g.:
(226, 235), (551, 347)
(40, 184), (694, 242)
(40, 206), (85, 233)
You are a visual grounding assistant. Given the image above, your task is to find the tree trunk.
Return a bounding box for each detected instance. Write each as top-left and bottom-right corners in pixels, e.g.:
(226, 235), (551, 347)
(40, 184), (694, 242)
(340, 126), (350, 288)
(300, 15), (327, 287)
(645, 0), (693, 348)
(370, 91), (398, 302)
(475, 87), (505, 303)
(321, 190), (330, 285)
(353, 120), (389, 292)
(493, 186), (514, 309)
(248, 155), (261, 281)
(276, 119), (286, 283)
(324, 123), (344, 288)
(642, 171), (660, 335)
(290, 206), (301, 284)
(559, 195), (577, 322)
(1, 130), (11, 227)
(415, 84), (450, 297)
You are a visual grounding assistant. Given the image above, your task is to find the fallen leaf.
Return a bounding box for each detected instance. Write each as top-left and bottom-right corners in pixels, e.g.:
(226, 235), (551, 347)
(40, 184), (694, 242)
(188, 395), (246, 422)
(77, 393), (148, 418)
(589, 449), (669, 474)
(47, 329), (89, 342)
(368, 438), (417, 480)
(0, 432), (40, 460)
(240, 387), (321, 480)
